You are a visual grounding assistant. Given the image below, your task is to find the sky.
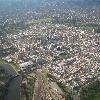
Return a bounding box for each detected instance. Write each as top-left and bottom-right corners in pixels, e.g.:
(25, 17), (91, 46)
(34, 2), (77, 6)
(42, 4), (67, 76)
(0, 0), (99, 8)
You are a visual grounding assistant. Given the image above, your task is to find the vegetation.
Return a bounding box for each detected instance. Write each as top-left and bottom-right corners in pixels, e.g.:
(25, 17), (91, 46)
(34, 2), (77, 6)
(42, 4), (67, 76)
(59, 52), (72, 59)
(80, 81), (100, 100)
(27, 76), (36, 100)
(47, 74), (73, 100)
(0, 67), (8, 81)
(57, 82), (73, 100)
(0, 67), (9, 100)
(9, 63), (20, 74)
(0, 46), (17, 57)
(53, 52), (72, 61)
(21, 73), (36, 100)
(0, 58), (20, 74)
(48, 75), (100, 100)
(0, 85), (6, 100)
(95, 28), (100, 33)
(53, 17), (100, 31)
(78, 23), (100, 30)
(0, 58), (6, 64)
(26, 17), (52, 26)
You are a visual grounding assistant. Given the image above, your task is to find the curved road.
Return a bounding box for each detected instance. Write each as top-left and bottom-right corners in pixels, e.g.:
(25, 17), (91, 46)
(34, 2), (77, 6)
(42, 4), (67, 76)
(0, 64), (22, 100)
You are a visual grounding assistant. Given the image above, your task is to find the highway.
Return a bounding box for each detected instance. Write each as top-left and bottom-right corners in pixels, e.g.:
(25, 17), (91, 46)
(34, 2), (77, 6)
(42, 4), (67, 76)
(0, 64), (22, 100)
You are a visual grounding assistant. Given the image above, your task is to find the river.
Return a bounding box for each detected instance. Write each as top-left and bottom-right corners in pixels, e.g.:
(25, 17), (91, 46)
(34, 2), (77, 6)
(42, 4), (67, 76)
(0, 64), (22, 100)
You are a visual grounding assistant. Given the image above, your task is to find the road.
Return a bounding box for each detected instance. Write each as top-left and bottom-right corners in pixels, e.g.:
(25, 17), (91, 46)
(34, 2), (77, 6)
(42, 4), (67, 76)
(33, 70), (47, 100)
(33, 69), (64, 100)
(0, 64), (22, 100)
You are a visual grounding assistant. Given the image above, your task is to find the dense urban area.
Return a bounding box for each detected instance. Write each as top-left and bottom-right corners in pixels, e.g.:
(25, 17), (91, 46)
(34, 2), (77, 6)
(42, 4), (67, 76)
(0, 0), (100, 100)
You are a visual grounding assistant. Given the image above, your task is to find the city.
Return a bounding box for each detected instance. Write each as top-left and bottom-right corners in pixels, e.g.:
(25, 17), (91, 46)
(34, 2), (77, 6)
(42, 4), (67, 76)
(0, 0), (100, 100)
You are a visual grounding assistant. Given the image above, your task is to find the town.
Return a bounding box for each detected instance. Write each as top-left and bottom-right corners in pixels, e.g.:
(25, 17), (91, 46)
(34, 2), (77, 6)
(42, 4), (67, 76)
(0, 0), (100, 100)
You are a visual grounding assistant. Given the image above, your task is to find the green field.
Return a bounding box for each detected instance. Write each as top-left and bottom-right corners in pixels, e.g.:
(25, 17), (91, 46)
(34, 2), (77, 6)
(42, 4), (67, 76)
(92, 95), (100, 100)
(26, 17), (52, 25)
(80, 81), (100, 100)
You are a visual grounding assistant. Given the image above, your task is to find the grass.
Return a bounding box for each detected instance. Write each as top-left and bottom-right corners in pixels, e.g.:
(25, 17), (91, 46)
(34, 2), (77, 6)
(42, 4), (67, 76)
(10, 63), (20, 74)
(0, 58), (6, 64)
(80, 81), (100, 100)
(25, 17), (52, 25)
(27, 77), (36, 100)
(93, 95), (100, 100)
(21, 75), (36, 100)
